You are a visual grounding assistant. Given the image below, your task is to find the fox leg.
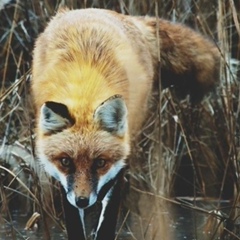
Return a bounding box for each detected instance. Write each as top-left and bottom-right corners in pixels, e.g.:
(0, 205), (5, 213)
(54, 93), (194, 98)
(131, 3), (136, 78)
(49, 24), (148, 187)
(94, 170), (124, 240)
(61, 187), (86, 240)
(79, 209), (87, 239)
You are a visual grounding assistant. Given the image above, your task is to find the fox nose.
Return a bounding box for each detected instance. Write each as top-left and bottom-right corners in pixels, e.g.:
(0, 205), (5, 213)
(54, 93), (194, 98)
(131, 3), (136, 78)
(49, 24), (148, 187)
(75, 196), (89, 208)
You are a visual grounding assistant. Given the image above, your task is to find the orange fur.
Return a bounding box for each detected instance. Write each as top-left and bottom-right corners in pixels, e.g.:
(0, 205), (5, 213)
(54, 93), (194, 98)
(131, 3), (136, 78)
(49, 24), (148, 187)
(32, 9), (155, 140)
(31, 7), (219, 210)
(32, 8), (219, 139)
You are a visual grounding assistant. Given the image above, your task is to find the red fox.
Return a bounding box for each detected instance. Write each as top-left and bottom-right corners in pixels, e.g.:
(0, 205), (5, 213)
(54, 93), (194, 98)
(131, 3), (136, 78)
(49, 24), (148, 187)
(32, 8), (219, 240)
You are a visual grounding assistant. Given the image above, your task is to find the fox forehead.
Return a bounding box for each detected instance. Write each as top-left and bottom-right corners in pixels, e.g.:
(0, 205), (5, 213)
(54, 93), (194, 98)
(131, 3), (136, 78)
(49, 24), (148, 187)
(38, 128), (130, 161)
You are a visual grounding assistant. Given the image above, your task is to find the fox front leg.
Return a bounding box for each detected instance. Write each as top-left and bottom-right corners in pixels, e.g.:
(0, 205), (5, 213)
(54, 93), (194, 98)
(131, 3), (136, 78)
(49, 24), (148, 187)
(94, 172), (124, 240)
(61, 187), (86, 240)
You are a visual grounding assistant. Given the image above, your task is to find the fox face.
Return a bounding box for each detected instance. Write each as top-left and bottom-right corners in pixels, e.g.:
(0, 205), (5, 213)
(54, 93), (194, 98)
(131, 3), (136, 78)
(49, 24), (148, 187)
(37, 96), (130, 209)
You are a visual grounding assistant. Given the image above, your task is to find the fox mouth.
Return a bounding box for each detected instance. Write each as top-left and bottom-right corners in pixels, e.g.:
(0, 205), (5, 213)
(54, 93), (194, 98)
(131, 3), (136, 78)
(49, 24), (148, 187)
(65, 168), (125, 209)
(66, 190), (97, 209)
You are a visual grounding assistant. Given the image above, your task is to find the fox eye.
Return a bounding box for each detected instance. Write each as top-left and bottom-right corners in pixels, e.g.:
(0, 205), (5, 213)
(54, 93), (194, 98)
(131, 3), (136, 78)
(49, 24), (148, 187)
(94, 158), (106, 169)
(60, 157), (72, 168)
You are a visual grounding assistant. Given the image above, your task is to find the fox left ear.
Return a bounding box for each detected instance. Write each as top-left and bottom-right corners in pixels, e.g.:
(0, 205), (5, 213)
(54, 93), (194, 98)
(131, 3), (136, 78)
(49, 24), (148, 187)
(93, 95), (128, 137)
(40, 101), (73, 134)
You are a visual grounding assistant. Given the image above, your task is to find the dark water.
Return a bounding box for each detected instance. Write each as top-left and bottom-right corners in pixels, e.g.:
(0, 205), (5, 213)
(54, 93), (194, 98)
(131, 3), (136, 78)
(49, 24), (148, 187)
(0, 200), (239, 240)
(0, 212), (66, 240)
(170, 200), (240, 240)
(171, 203), (218, 240)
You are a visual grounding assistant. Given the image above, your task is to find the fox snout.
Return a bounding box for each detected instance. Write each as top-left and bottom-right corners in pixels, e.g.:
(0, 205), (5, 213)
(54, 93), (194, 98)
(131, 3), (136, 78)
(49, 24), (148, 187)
(64, 159), (126, 209)
(65, 174), (98, 209)
(75, 196), (89, 208)
(66, 188), (98, 209)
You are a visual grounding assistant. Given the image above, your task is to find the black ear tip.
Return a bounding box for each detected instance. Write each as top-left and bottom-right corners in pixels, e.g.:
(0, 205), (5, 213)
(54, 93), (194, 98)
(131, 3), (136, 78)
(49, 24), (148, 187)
(45, 101), (68, 113)
(40, 101), (75, 134)
(45, 101), (61, 108)
(45, 101), (74, 123)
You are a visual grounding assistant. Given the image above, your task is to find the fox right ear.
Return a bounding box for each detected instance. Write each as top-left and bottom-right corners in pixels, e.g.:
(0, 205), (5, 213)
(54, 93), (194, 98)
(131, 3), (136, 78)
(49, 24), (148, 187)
(40, 101), (73, 134)
(93, 95), (128, 137)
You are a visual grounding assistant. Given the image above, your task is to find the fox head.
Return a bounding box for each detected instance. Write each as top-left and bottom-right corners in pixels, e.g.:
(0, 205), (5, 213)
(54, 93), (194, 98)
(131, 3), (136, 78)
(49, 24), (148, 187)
(37, 95), (130, 209)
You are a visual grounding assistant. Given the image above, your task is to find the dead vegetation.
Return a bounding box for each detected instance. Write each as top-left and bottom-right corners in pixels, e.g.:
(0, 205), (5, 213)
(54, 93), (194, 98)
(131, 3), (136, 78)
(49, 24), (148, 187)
(0, 0), (240, 239)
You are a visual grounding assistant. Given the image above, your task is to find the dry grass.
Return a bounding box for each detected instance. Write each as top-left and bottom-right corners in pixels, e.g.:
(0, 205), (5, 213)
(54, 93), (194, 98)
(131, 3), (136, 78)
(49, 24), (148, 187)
(0, 0), (240, 239)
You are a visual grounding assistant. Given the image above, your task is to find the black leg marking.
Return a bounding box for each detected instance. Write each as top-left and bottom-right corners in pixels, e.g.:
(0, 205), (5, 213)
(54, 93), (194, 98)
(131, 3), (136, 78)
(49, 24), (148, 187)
(61, 187), (86, 240)
(94, 170), (124, 240)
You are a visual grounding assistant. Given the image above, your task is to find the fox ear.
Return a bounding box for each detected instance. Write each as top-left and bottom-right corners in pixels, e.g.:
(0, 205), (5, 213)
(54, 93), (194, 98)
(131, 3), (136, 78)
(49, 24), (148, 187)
(94, 95), (128, 137)
(40, 101), (73, 134)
